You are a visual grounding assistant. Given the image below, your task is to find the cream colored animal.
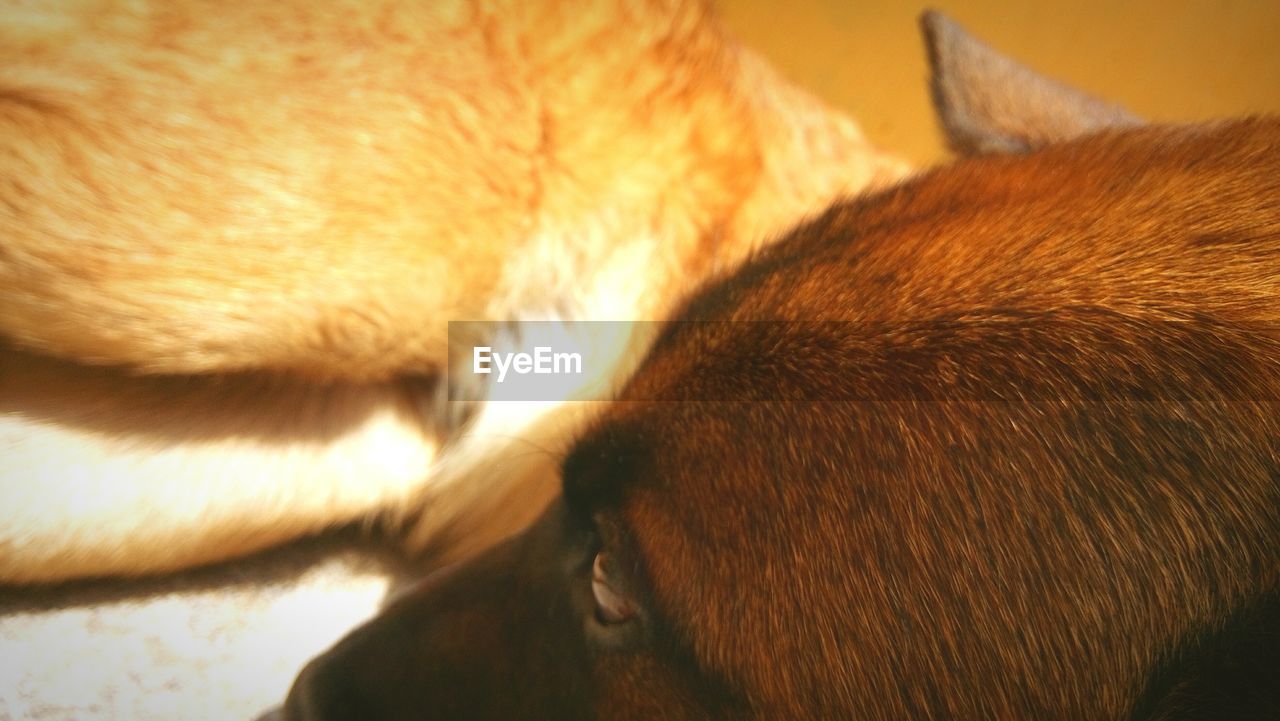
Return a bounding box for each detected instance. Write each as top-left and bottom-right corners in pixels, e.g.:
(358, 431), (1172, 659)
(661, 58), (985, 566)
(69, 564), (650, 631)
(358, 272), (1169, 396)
(0, 0), (908, 583)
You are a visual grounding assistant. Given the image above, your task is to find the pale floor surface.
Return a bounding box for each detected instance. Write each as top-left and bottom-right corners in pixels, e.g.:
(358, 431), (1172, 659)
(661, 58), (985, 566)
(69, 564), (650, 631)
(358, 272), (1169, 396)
(0, 532), (413, 721)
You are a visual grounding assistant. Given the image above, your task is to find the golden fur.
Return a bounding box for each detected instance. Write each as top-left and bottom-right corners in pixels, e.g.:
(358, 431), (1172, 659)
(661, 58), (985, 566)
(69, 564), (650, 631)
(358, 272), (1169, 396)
(0, 0), (907, 582)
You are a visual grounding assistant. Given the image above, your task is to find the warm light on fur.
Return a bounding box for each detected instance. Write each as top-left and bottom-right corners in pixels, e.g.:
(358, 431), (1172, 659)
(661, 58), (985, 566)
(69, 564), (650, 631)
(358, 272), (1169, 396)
(0, 0), (907, 582)
(284, 14), (1280, 721)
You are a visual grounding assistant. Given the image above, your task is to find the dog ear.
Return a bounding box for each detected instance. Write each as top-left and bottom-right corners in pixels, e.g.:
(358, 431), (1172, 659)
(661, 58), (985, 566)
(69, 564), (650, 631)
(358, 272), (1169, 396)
(921, 10), (1142, 155)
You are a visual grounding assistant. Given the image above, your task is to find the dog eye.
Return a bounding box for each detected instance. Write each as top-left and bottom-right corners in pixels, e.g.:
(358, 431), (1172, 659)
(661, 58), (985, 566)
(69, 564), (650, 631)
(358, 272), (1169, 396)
(591, 551), (636, 624)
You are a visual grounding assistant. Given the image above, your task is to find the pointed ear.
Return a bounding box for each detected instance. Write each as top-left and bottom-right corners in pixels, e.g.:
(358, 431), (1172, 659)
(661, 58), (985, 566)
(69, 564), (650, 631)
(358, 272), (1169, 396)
(920, 10), (1142, 155)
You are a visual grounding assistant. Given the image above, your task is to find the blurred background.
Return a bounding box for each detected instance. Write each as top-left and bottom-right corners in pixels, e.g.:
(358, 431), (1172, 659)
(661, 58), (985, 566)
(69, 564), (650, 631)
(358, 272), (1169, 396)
(720, 0), (1280, 164)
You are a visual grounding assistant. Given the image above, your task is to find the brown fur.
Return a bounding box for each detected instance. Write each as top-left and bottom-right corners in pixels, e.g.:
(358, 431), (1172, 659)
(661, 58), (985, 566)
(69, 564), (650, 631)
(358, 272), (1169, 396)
(0, 0), (907, 582)
(282, 87), (1280, 721)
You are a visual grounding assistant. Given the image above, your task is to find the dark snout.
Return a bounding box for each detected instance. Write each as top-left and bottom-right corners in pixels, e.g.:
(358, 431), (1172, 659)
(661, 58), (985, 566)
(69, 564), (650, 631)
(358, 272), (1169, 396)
(284, 505), (593, 721)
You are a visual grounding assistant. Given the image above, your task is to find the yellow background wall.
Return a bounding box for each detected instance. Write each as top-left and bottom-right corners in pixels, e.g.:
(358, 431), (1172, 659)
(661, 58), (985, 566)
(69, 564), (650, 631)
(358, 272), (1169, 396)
(719, 0), (1280, 164)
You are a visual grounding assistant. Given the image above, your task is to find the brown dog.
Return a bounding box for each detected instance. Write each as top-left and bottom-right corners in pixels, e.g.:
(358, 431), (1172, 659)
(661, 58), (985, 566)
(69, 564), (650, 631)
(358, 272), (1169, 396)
(0, 0), (906, 582)
(283, 14), (1280, 721)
